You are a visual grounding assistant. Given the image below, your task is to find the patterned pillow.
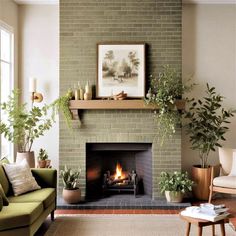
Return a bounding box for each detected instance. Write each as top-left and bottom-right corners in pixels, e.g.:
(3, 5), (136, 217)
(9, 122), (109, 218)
(3, 159), (41, 196)
(0, 184), (9, 205)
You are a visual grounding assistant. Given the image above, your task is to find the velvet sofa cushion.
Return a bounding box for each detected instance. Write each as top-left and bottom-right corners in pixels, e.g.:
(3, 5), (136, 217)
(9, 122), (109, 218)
(0, 202), (43, 231)
(0, 196), (2, 212)
(0, 184), (9, 206)
(0, 165), (10, 196)
(8, 188), (55, 209)
(213, 176), (236, 189)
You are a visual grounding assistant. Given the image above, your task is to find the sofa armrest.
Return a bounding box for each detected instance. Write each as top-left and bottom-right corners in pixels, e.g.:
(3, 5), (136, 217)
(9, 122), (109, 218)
(31, 169), (57, 188)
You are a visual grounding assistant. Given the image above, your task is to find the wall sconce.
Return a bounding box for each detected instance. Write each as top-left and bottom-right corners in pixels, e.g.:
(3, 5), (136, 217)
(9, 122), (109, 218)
(29, 77), (43, 105)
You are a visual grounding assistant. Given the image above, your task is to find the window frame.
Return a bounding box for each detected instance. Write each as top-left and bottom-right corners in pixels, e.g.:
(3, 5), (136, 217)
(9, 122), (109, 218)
(0, 20), (15, 162)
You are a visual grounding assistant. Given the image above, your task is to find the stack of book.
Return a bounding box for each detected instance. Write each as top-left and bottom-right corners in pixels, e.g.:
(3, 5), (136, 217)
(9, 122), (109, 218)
(181, 203), (230, 222)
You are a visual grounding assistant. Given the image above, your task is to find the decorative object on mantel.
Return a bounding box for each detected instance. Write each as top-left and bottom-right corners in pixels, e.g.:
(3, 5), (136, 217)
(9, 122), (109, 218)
(60, 165), (81, 204)
(185, 83), (235, 200)
(112, 91), (127, 100)
(159, 171), (194, 203)
(0, 90), (54, 168)
(84, 81), (92, 100)
(144, 65), (193, 145)
(97, 43), (145, 98)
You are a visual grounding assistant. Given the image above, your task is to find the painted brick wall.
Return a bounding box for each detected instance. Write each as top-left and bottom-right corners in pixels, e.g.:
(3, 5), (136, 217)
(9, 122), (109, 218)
(60, 0), (182, 199)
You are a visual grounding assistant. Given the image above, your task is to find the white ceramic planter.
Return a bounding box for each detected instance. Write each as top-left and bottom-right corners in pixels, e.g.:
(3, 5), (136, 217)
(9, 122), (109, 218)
(165, 191), (184, 203)
(16, 151), (35, 168)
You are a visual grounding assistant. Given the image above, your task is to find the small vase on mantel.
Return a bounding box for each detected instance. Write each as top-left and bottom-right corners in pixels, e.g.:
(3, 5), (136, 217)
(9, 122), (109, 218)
(16, 151), (35, 168)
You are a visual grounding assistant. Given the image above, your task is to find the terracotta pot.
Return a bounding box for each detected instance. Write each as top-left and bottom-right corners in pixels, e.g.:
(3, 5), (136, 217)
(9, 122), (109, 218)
(16, 151), (35, 168)
(62, 188), (81, 204)
(165, 191), (184, 203)
(38, 160), (46, 168)
(192, 165), (211, 200)
(45, 159), (51, 168)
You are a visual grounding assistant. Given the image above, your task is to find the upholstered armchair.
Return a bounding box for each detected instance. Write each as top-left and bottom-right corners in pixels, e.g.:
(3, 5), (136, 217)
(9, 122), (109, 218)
(209, 147), (236, 202)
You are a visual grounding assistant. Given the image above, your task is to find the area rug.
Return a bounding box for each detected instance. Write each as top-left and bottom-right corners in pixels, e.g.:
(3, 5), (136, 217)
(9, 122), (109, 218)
(45, 214), (235, 236)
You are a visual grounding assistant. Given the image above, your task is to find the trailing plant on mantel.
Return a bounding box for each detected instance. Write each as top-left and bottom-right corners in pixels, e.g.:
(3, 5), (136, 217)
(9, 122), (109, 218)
(145, 65), (193, 145)
(49, 89), (74, 128)
(185, 83), (235, 168)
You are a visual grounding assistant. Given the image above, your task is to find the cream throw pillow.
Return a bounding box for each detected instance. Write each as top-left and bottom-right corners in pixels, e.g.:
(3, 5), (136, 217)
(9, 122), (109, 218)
(3, 159), (41, 196)
(229, 152), (236, 176)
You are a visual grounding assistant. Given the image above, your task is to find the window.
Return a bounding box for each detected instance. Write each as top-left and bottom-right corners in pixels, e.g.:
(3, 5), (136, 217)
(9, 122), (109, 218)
(0, 22), (14, 162)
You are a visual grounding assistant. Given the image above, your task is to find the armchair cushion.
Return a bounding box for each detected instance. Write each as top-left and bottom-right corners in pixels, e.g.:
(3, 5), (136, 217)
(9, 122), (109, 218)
(229, 152), (236, 176)
(213, 176), (236, 189)
(218, 147), (236, 175)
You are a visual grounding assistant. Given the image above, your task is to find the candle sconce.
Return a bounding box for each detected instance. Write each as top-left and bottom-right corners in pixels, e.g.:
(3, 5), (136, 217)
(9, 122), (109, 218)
(31, 92), (43, 103)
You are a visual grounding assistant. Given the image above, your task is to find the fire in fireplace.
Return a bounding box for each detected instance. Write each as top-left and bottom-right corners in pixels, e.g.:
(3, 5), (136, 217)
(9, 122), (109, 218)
(102, 162), (139, 197)
(86, 143), (152, 200)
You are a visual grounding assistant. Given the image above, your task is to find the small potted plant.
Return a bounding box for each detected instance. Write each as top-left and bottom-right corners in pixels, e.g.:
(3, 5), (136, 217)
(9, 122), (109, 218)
(37, 148), (50, 168)
(159, 171), (194, 203)
(60, 165), (81, 204)
(185, 83), (234, 200)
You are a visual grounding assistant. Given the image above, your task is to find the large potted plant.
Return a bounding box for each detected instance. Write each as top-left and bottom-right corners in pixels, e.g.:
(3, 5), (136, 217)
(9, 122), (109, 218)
(60, 165), (81, 204)
(159, 171), (194, 203)
(0, 90), (54, 167)
(185, 83), (234, 200)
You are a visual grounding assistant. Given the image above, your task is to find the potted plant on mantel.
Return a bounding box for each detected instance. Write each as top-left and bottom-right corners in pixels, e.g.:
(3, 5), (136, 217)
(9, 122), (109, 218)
(185, 83), (235, 200)
(145, 65), (193, 145)
(159, 171), (194, 203)
(60, 165), (81, 204)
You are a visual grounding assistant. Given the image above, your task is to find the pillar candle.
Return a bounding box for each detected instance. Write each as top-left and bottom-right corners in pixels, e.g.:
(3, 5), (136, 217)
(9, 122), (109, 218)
(29, 77), (37, 93)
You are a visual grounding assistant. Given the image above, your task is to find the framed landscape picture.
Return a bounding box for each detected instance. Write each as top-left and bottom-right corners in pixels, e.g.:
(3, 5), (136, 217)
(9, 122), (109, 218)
(97, 43), (146, 98)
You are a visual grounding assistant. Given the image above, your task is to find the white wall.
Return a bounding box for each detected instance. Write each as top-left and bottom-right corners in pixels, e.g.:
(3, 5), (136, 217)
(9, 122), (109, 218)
(0, 0), (18, 88)
(19, 5), (59, 169)
(182, 4), (236, 171)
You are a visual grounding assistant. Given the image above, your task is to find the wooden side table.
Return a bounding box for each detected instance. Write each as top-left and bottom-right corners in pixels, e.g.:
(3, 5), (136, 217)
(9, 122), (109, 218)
(179, 212), (229, 236)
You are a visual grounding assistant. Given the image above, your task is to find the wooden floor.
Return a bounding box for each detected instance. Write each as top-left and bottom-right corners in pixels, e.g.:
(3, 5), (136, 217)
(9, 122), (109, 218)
(35, 197), (236, 236)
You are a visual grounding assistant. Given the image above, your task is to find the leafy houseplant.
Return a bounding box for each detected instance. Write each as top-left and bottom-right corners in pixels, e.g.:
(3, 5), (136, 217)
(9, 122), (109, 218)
(145, 65), (193, 145)
(159, 171), (194, 202)
(185, 83), (234, 168)
(37, 148), (50, 168)
(49, 89), (74, 128)
(60, 165), (82, 204)
(185, 83), (234, 200)
(0, 90), (53, 153)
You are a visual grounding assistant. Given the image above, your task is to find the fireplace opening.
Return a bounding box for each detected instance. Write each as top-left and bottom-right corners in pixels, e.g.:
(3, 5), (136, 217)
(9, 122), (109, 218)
(86, 143), (152, 200)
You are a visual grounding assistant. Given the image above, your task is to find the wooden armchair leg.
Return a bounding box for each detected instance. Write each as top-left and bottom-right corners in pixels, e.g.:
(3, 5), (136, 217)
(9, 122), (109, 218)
(51, 210), (55, 221)
(208, 187), (213, 203)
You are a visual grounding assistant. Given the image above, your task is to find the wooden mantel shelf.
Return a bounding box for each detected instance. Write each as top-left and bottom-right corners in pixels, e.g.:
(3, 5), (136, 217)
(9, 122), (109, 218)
(69, 99), (185, 111)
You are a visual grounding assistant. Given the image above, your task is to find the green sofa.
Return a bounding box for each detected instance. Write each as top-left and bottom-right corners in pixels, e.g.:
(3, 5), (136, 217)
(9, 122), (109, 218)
(0, 165), (57, 236)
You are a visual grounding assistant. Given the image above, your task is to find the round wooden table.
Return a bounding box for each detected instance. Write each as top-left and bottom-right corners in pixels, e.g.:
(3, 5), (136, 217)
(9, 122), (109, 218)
(179, 212), (229, 236)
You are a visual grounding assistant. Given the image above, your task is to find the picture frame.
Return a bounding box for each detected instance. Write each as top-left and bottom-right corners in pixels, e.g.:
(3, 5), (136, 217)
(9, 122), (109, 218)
(97, 43), (146, 98)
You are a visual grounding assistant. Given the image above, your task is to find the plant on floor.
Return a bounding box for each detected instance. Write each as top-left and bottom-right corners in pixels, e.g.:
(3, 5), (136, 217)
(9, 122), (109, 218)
(145, 65), (193, 145)
(60, 165), (81, 190)
(0, 90), (53, 152)
(185, 83), (235, 168)
(159, 171), (194, 194)
(60, 165), (82, 204)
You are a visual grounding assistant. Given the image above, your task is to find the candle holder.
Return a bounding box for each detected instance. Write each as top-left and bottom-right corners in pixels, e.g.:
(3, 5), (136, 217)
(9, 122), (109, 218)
(31, 92), (43, 107)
